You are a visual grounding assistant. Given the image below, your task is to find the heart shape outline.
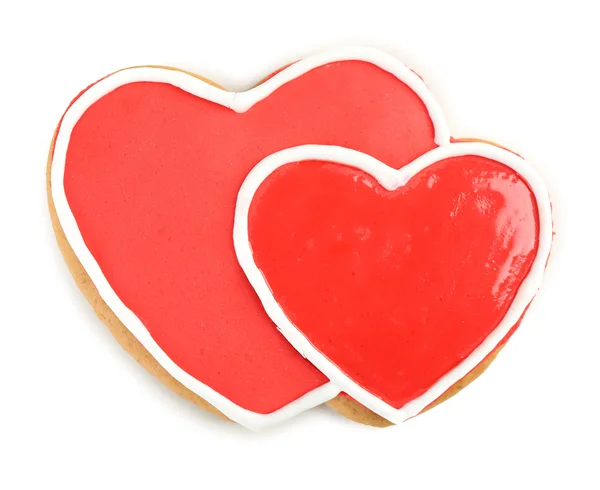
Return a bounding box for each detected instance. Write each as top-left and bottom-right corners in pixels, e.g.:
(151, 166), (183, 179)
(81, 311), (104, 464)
(234, 142), (552, 424)
(50, 47), (451, 430)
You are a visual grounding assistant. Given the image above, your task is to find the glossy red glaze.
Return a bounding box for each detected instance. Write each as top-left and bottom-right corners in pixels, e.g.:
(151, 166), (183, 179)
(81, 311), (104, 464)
(64, 61), (437, 413)
(248, 157), (539, 409)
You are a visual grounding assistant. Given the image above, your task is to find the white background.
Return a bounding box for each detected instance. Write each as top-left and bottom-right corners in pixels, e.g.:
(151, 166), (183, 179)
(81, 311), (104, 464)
(1, 0), (599, 488)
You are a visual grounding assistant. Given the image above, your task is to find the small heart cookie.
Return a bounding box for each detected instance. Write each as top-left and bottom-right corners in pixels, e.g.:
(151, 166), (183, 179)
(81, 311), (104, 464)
(235, 143), (551, 424)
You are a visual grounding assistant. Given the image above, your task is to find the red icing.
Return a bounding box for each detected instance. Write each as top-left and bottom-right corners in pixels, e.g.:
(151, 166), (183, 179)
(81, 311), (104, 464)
(339, 310), (529, 411)
(248, 156), (539, 409)
(63, 61), (437, 413)
(422, 309), (529, 411)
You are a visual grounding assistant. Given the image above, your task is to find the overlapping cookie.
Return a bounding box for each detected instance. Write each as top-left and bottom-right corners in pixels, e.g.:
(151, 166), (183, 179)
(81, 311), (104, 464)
(48, 47), (551, 430)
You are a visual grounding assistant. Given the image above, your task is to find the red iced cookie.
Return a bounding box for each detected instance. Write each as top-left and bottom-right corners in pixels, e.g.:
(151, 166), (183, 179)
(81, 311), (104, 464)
(236, 143), (552, 424)
(50, 47), (447, 429)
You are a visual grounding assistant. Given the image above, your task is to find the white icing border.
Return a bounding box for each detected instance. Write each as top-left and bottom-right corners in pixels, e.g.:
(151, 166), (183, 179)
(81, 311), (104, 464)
(234, 143), (552, 424)
(51, 47), (447, 430)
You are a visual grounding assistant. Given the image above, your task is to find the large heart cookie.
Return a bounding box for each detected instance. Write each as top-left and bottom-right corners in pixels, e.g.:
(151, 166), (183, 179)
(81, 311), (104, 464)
(235, 143), (551, 423)
(49, 47), (449, 430)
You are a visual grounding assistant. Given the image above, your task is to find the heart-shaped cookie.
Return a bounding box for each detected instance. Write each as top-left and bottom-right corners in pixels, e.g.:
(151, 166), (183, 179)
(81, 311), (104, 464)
(49, 47), (447, 429)
(235, 143), (551, 423)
